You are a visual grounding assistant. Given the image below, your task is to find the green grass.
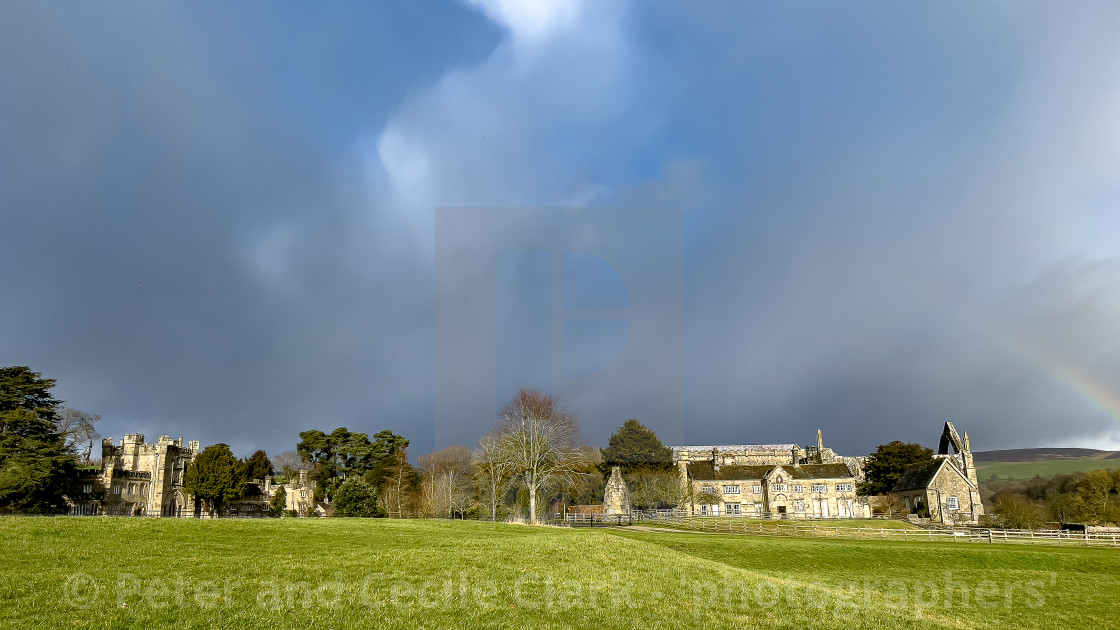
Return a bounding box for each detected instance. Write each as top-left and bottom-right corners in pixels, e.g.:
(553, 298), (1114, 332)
(977, 458), (1120, 482)
(1, 517), (1117, 629)
(679, 517), (918, 529)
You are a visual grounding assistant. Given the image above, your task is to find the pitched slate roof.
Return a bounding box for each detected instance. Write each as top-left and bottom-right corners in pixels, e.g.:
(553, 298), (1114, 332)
(673, 444), (799, 453)
(891, 460), (944, 492)
(689, 462), (853, 481)
(787, 464), (854, 480)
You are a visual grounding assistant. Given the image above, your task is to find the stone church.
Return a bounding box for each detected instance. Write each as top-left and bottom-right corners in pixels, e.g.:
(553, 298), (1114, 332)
(892, 422), (984, 525)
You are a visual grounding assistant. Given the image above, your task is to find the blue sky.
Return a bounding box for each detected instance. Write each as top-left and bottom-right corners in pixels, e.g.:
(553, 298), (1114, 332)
(3, 1), (1120, 459)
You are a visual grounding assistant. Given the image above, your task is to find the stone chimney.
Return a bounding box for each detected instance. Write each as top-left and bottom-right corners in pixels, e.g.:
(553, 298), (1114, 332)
(791, 446), (800, 468)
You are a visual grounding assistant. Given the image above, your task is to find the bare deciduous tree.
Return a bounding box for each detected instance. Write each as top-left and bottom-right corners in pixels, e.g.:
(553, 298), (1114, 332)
(495, 389), (589, 525)
(55, 407), (100, 464)
(272, 450), (309, 480)
(474, 433), (514, 521)
(419, 445), (475, 518)
(379, 446), (418, 518)
(872, 492), (906, 518)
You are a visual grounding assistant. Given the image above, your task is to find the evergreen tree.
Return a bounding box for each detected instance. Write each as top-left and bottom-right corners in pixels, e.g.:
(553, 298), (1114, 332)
(269, 485), (286, 517)
(242, 449), (273, 481)
(859, 441), (935, 495)
(0, 367), (76, 513)
(296, 427), (408, 500)
(333, 477), (382, 517)
(183, 444), (245, 515)
(0, 366), (63, 422)
(600, 419), (673, 474)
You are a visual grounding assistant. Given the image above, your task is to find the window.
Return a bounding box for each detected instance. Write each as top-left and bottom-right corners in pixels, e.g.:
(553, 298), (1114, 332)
(946, 496), (959, 510)
(300, 490), (307, 499)
(754, 503), (764, 516)
(793, 500), (804, 512)
(725, 502), (741, 516)
(700, 504), (708, 516)
(82, 484), (92, 494)
(791, 484), (803, 493)
(810, 484), (827, 493)
(772, 483), (787, 492)
(835, 484), (853, 492)
(112, 484), (122, 495)
(752, 485), (762, 494)
(723, 485), (740, 494)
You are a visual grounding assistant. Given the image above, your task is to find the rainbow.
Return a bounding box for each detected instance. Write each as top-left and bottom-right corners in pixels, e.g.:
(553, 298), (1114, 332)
(999, 329), (1120, 424)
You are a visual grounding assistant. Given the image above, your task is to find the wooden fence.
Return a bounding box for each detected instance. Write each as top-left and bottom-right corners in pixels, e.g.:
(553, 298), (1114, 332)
(641, 515), (1120, 548)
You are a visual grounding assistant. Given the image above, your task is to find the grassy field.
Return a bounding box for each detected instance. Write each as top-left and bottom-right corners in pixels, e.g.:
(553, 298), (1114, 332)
(1, 517), (1117, 629)
(976, 458), (1120, 482)
(679, 517), (918, 530)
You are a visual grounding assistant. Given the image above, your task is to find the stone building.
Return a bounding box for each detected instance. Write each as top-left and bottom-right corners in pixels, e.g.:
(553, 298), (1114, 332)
(274, 469), (316, 516)
(68, 433), (307, 518)
(673, 430), (864, 474)
(674, 430), (870, 518)
(892, 422), (984, 525)
(70, 434), (199, 516)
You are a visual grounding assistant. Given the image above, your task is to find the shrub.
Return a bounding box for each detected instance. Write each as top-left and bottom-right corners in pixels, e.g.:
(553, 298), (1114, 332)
(333, 477), (384, 518)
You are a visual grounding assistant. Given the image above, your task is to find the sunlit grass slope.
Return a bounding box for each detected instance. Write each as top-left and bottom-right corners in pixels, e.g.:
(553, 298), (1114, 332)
(976, 458), (1120, 481)
(0, 517), (1115, 629)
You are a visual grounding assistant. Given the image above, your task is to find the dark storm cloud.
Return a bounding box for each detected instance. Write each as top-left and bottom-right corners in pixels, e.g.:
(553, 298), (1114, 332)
(3, 1), (1120, 461)
(0, 3), (496, 456)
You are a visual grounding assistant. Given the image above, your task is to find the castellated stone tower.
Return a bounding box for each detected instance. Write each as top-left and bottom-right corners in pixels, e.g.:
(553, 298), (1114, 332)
(97, 434), (198, 516)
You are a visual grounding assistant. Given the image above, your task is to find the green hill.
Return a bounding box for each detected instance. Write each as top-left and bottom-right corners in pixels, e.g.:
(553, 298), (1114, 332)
(972, 447), (1118, 462)
(974, 448), (1120, 482)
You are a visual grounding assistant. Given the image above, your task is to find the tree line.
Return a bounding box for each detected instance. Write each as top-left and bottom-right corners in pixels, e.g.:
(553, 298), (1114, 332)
(983, 469), (1120, 529)
(0, 366), (688, 520)
(12, 364), (970, 522)
(291, 389), (683, 523)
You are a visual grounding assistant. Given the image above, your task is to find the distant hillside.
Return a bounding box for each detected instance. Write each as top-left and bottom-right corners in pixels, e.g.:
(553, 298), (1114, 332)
(973, 448), (1118, 462)
(973, 448), (1120, 484)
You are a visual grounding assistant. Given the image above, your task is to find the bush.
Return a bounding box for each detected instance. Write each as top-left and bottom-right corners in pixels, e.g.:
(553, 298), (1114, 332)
(991, 496), (1047, 529)
(333, 477), (384, 518)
